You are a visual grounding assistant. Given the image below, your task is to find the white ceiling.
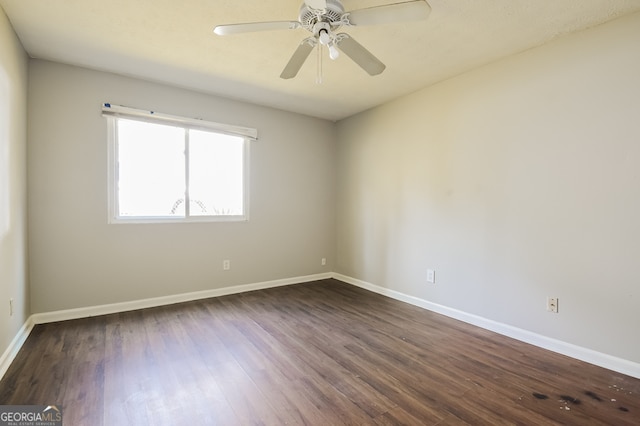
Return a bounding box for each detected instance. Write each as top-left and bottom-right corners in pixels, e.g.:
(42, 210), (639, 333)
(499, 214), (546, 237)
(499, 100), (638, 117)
(2, 0), (640, 121)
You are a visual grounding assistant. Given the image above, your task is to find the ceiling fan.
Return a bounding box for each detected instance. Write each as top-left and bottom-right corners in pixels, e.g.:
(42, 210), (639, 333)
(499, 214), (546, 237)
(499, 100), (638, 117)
(213, 0), (431, 80)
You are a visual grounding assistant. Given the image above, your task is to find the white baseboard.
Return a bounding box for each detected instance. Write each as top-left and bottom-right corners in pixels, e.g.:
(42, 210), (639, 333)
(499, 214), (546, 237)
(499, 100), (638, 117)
(0, 317), (34, 380)
(31, 273), (332, 324)
(333, 273), (640, 379)
(3, 271), (637, 382)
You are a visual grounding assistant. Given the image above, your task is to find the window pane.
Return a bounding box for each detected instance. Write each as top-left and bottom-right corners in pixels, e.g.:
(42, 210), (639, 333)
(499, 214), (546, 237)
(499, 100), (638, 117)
(189, 130), (244, 216)
(117, 119), (185, 217)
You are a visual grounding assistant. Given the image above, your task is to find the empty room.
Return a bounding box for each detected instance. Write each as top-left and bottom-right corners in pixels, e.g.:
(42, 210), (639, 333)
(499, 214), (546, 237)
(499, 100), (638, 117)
(1, 0), (639, 424)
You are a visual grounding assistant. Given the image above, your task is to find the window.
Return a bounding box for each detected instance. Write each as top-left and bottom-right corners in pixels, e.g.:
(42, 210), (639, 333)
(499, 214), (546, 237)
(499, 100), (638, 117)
(103, 104), (256, 223)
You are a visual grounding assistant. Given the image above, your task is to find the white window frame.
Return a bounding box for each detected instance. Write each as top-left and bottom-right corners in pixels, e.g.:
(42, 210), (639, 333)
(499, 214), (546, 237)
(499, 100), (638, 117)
(103, 103), (256, 224)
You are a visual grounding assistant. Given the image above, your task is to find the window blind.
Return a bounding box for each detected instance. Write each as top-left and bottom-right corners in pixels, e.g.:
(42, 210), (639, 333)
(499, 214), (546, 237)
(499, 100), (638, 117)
(101, 103), (258, 141)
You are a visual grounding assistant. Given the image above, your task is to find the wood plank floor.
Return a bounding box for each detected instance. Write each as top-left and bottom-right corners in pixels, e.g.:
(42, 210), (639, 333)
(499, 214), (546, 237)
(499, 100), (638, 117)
(1, 279), (638, 425)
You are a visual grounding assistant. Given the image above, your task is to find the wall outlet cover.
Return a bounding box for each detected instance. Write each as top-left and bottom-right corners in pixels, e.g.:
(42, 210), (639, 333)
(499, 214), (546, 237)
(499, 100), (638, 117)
(427, 269), (435, 284)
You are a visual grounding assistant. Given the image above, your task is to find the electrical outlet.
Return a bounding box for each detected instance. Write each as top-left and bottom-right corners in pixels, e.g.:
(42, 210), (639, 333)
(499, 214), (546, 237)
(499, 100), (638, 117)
(223, 260), (231, 271)
(321, 258), (326, 266)
(427, 269), (435, 284)
(547, 297), (558, 313)
(9, 298), (14, 316)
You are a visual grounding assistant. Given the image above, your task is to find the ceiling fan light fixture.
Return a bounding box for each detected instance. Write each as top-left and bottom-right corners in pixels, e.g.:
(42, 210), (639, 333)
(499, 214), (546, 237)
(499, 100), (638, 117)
(318, 29), (331, 45)
(318, 28), (339, 60)
(328, 44), (340, 60)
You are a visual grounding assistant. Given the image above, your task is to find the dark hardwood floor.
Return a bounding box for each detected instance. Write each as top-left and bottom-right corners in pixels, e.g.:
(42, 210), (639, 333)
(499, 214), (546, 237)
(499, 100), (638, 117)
(1, 279), (638, 425)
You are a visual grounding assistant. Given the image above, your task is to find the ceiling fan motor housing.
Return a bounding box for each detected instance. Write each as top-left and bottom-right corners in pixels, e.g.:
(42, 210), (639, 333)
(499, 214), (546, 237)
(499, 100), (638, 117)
(299, 0), (345, 32)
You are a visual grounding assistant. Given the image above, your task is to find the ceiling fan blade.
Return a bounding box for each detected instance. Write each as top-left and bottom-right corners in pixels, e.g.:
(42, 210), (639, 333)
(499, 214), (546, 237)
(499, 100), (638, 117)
(346, 0), (431, 26)
(214, 21), (301, 36)
(335, 34), (386, 76)
(304, 0), (327, 9)
(280, 38), (316, 79)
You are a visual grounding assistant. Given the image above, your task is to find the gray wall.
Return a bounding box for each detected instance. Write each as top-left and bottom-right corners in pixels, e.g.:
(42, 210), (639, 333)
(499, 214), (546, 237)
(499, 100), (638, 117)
(0, 7), (29, 354)
(336, 12), (640, 363)
(27, 61), (336, 313)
